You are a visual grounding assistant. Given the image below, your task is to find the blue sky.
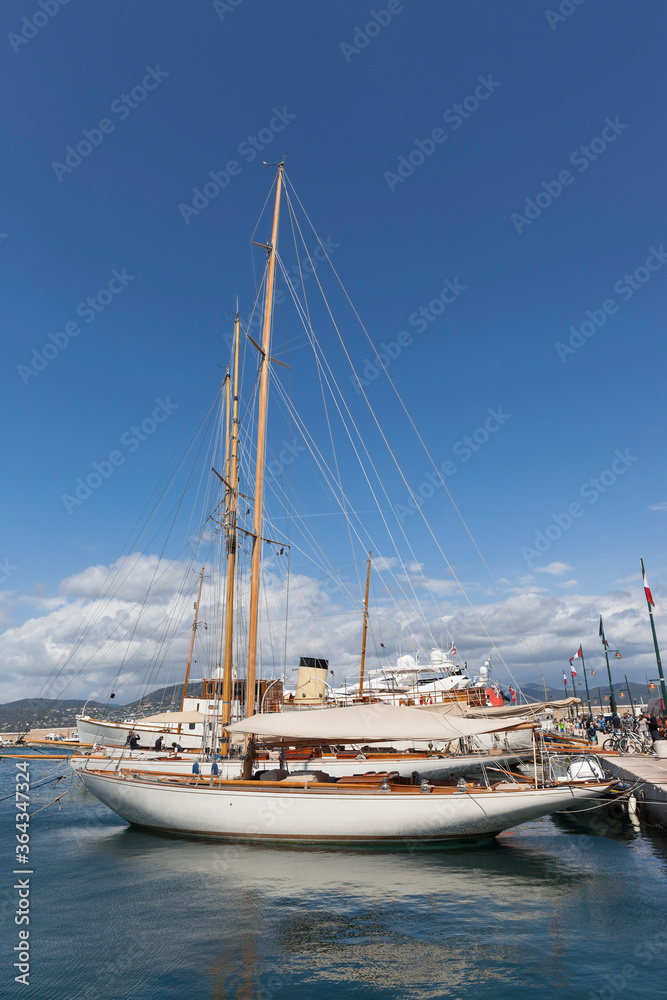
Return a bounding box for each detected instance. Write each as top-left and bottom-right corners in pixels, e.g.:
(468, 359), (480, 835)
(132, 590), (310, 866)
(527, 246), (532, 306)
(1, 0), (666, 702)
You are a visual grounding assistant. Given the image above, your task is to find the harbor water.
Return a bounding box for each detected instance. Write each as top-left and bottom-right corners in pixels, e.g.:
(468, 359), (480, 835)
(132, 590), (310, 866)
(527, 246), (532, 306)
(2, 758), (667, 1000)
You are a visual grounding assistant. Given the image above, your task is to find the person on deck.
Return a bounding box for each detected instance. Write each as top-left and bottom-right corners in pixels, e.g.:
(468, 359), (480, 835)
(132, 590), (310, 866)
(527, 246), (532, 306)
(154, 735), (165, 751)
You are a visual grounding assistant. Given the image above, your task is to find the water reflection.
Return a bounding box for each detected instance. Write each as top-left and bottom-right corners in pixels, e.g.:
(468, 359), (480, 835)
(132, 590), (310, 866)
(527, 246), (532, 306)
(15, 773), (667, 1000)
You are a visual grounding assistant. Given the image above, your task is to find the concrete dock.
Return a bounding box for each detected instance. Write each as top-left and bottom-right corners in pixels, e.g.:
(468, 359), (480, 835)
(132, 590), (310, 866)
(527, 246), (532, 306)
(599, 752), (667, 832)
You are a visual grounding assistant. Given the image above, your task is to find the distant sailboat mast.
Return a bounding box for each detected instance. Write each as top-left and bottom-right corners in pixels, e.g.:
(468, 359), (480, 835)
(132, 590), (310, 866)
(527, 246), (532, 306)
(358, 551), (372, 699)
(220, 312), (241, 754)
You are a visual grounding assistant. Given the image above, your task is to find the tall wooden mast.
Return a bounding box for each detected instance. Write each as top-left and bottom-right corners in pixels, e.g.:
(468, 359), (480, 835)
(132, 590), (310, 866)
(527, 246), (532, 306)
(221, 313), (241, 754)
(359, 551), (372, 699)
(181, 565), (205, 710)
(245, 162), (284, 719)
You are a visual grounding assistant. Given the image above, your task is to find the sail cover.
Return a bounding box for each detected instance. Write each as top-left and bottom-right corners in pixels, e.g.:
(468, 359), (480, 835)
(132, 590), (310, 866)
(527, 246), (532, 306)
(225, 702), (531, 743)
(425, 697), (581, 720)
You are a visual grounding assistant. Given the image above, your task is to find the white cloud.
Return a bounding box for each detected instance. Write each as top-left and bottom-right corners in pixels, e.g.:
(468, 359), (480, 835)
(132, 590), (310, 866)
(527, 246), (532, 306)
(649, 502), (667, 512)
(60, 553), (186, 601)
(535, 562), (572, 576)
(373, 556), (399, 573)
(0, 554), (658, 706)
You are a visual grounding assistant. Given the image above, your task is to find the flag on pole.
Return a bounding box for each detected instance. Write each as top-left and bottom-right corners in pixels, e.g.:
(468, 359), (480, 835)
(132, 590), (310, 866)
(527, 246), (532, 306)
(642, 561), (655, 607)
(569, 646), (582, 667)
(599, 616), (609, 648)
(570, 664), (577, 679)
(563, 672), (568, 686)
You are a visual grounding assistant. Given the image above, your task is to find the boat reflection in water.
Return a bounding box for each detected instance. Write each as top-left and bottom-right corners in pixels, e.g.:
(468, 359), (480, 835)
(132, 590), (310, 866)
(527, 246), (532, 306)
(78, 810), (639, 1000)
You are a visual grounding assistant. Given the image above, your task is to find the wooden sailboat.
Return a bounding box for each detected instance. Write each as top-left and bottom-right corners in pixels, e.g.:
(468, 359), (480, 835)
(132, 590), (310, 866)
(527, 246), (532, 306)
(76, 164), (617, 844)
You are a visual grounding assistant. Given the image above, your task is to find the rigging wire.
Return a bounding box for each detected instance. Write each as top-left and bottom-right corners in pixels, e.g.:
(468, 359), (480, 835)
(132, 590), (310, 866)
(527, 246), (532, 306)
(283, 172), (535, 694)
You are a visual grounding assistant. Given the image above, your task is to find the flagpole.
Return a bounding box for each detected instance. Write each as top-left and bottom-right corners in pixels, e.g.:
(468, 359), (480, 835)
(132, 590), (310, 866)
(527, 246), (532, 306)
(568, 668), (577, 721)
(600, 617), (617, 714)
(641, 557), (667, 715)
(580, 647), (593, 715)
(624, 675), (637, 721)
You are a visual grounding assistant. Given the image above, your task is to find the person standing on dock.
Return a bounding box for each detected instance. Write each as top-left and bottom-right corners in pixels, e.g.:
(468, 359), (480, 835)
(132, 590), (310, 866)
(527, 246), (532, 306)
(648, 715), (661, 741)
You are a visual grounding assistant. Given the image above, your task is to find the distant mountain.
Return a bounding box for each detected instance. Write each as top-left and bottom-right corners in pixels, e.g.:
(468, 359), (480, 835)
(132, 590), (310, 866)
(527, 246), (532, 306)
(519, 679), (654, 710)
(2, 675), (658, 731)
(518, 683), (563, 702)
(0, 683), (201, 731)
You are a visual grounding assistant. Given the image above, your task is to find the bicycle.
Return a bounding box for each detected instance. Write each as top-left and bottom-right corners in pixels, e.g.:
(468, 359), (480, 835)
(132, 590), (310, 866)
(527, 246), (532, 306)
(619, 731), (656, 755)
(601, 731), (624, 752)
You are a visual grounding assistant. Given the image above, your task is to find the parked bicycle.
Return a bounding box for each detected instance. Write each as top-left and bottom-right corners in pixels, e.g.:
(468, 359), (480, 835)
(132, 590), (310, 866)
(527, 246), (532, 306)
(601, 731), (624, 752)
(619, 731), (656, 755)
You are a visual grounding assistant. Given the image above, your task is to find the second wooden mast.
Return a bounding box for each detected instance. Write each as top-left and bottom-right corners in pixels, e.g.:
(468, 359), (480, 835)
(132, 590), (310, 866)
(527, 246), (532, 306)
(220, 312), (241, 754)
(245, 162), (284, 720)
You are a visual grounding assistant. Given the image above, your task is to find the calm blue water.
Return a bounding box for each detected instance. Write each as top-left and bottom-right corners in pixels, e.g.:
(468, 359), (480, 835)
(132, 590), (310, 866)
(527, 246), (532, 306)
(2, 756), (667, 1000)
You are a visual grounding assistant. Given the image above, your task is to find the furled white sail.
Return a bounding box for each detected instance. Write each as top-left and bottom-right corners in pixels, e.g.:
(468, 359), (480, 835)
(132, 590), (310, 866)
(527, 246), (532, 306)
(226, 702), (530, 743)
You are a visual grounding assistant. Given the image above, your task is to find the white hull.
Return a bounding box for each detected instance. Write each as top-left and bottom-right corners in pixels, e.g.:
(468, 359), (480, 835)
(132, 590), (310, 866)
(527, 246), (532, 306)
(76, 717), (207, 750)
(78, 769), (614, 845)
(70, 747), (531, 780)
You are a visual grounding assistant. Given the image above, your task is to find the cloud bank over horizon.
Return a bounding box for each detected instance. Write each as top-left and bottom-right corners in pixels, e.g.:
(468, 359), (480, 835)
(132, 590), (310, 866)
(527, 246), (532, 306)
(0, 553), (663, 706)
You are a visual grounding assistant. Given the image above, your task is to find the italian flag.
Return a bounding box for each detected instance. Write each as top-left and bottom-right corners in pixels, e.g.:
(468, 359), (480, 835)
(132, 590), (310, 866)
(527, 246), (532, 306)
(641, 558), (655, 607)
